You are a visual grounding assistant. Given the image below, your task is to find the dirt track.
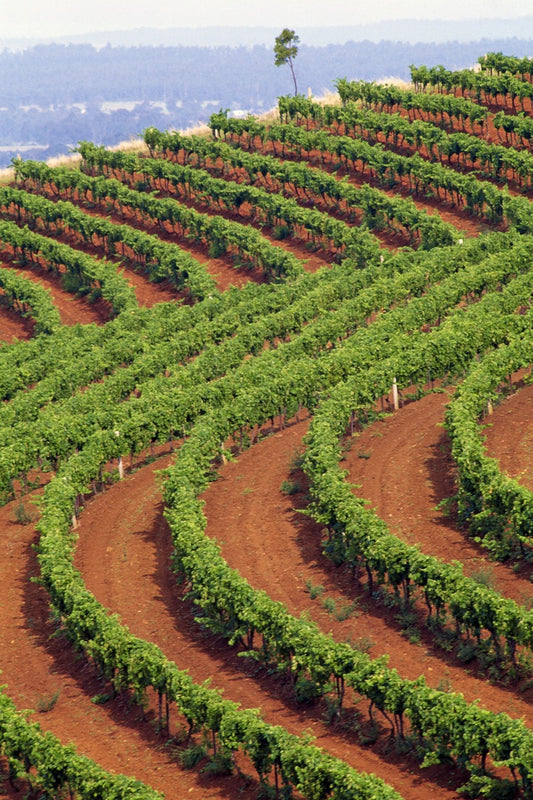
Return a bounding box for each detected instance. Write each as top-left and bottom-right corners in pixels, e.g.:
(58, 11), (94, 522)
(1, 379), (530, 799)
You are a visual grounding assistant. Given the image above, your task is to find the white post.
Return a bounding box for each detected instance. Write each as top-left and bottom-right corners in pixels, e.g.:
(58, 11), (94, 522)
(392, 378), (399, 411)
(71, 514), (78, 530)
(118, 456), (124, 480)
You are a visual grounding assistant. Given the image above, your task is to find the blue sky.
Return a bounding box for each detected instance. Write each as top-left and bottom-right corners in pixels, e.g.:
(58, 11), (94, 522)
(3, 0), (531, 39)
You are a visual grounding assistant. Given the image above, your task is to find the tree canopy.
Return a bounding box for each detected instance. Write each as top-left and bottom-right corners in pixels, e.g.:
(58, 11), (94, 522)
(274, 28), (300, 96)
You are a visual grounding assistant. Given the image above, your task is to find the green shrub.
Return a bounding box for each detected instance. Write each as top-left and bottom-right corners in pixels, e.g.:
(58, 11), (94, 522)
(179, 742), (208, 769)
(202, 749), (234, 776)
(36, 689), (60, 713)
(208, 239), (227, 258)
(280, 478), (301, 495)
(13, 501), (37, 525)
(304, 578), (324, 599)
(294, 676), (321, 704)
(272, 224), (291, 240)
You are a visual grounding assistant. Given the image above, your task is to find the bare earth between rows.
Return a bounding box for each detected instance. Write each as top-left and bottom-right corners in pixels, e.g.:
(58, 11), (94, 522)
(1, 381), (532, 800)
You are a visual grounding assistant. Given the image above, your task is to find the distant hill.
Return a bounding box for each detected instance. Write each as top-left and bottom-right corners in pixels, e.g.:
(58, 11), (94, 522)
(2, 18), (533, 49)
(1, 33), (532, 168)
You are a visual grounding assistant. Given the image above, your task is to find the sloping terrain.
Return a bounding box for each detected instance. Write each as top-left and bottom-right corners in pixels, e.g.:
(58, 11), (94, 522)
(2, 53), (533, 800)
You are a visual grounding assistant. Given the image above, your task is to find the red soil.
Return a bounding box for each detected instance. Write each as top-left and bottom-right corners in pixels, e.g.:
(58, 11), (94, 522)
(343, 390), (533, 597)
(202, 407), (533, 719)
(158, 157), (413, 252)
(40, 227), (181, 309)
(0, 252), (111, 327)
(243, 137), (486, 240)
(338, 168), (485, 239)
(2, 110), (533, 800)
(0, 300), (34, 343)
(19, 178), (333, 290)
(329, 119), (533, 200)
(12, 184), (264, 293)
(0, 450), (254, 800)
(391, 98), (533, 151)
(2, 379), (533, 799)
(70, 434), (463, 800)
(0, 203), (181, 310)
(483, 381), (533, 493)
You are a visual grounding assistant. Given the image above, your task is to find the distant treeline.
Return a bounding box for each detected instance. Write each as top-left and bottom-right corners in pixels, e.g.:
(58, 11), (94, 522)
(1, 37), (532, 168)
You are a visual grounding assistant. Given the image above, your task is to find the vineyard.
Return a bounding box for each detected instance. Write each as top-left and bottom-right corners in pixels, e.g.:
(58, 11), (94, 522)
(3, 50), (533, 800)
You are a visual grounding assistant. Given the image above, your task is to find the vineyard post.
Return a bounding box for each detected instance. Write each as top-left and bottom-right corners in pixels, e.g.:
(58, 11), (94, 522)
(113, 431), (124, 478)
(392, 378), (399, 411)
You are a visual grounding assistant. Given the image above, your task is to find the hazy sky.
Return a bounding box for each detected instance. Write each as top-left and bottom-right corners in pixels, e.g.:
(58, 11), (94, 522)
(3, 0), (531, 39)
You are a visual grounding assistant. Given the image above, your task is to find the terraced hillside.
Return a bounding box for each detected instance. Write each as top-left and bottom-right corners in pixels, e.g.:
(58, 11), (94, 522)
(3, 51), (533, 800)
